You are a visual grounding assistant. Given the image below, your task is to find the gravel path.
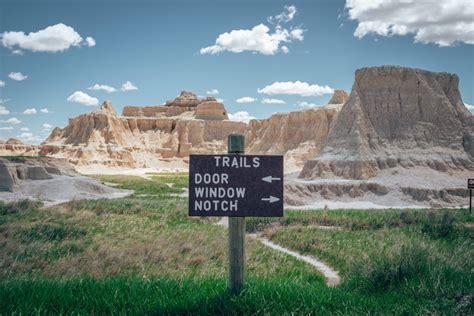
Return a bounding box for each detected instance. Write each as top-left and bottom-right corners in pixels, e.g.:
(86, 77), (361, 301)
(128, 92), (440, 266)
(216, 218), (341, 286)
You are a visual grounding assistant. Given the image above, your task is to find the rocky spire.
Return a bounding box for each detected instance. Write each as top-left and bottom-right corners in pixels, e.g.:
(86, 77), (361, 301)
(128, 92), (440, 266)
(328, 89), (350, 104)
(99, 100), (117, 116)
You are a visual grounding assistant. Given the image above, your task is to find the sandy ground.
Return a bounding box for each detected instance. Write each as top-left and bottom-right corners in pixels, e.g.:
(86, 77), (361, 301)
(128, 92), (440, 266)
(75, 159), (188, 176)
(0, 174), (132, 206)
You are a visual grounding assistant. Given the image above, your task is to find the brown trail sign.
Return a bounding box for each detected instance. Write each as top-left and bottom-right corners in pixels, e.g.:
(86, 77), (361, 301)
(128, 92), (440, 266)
(188, 154), (283, 217)
(188, 133), (284, 293)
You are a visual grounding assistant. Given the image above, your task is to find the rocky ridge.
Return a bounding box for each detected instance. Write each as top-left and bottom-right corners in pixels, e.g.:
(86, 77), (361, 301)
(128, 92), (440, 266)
(39, 90), (346, 171)
(0, 139), (40, 157)
(40, 92), (246, 169)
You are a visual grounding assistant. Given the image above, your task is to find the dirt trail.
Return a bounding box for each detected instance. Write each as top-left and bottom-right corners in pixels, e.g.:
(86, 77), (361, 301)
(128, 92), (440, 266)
(216, 218), (341, 286)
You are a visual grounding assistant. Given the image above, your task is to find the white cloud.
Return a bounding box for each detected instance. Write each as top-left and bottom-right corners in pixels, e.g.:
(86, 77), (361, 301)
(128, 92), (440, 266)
(67, 91), (99, 106)
(1, 23), (95, 53)
(1, 117), (21, 125)
(236, 97), (257, 103)
(0, 99), (10, 103)
(465, 103), (474, 112)
(42, 123), (53, 129)
(88, 83), (116, 93)
(121, 81), (138, 91)
(8, 72), (28, 81)
(12, 49), (24, 55)
(0, 106), (10, 115)
(345, 0), (474, 47)
(206, 89), (219, 95)
(258, 81), (334, 96)
(216, 98), (224, 103)
(228, 111), (256, 123)
(290, 29), (304, 41)
(17, 132), (42, 143)
(268, 5), (297, 24)
(23, 108), (37, 115)
(40, 108), (49, 113)
(20, 132), (33, 138)
(85, 37), (96, 47)
(201, 6), (304, 56)
(262, 98), (286, 104)
(200, 24), (304, 55)
(0, 80), (5, 87)
(0, 127), (13, 130)
(20, 127), (29, 131)
(296, 101), (321, 108)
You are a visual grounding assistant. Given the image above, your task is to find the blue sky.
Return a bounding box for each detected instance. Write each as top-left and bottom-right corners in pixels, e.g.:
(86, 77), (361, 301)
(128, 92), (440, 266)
(0, 0), (473, 143)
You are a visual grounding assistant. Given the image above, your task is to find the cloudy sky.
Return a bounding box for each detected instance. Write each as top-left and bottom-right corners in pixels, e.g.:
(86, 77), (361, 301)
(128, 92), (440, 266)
(0, 0), (473, 143)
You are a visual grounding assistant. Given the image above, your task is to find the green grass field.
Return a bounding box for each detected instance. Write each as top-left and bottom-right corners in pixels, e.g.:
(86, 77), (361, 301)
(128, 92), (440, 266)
(0, 174), (472, 314)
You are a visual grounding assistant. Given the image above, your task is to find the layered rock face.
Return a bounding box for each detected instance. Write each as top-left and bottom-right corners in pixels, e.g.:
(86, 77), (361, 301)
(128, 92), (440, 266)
(0, 139), (40, 156)
(246, 104), (341, 173)
(40, 93), (247, 168)
(122, 91), (224, 119)
(195, 100), (228, 120)
(300, 66), (474, 180)
(39, 89), (346, 171)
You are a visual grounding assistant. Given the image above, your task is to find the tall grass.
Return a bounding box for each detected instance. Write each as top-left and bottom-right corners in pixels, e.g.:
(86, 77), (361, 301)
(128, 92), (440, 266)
(1, 175), (473, 314)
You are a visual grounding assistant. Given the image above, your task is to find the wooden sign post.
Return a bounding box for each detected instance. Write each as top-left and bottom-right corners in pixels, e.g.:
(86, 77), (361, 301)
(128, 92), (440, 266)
(188, 133), (284, 293)
(228, 133), (245, 293)
(468, 179), (473, 214)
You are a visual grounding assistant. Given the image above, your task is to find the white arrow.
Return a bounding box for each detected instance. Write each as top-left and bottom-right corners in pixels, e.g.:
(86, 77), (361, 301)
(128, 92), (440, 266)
(261, 196), (280, 203)
(262, 176), (281, 183)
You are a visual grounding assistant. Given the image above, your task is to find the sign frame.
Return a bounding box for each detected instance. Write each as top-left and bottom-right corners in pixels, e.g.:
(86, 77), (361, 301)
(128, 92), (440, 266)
(188, 154), (284, 217)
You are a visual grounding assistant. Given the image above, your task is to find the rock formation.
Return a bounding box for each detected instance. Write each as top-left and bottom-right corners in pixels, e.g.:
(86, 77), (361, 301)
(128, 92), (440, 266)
(40, 94), (247, 169)
(0, 138), (40, 156)
(0, 157), (76, 191)
(300, 65), (474, 180)
(0, 156), (131, 204)
(246, 103), (342, 173)
(194, 100), (228, 120)
(327, 89), (349, 105)
(38, 89), (347, 172)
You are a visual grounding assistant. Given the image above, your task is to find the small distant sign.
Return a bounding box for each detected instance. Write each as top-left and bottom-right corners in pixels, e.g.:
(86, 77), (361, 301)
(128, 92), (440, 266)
(189, 155), (283, 217)
(468, 179), (474, 189)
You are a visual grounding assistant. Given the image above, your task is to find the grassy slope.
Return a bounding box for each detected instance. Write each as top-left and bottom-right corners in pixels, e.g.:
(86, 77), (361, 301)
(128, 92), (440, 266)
(0, 174), (473, 314)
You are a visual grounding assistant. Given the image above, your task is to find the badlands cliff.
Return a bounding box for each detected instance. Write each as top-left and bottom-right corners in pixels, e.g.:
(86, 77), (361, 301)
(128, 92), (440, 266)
(289, 66), (473, 208)
(40, 92), (246, 170)
(246, 94), (343, 172)
(0, 138), (40, 156)
(39, 90), (346, 172)
(300, 66), (474, 180)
